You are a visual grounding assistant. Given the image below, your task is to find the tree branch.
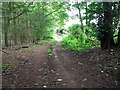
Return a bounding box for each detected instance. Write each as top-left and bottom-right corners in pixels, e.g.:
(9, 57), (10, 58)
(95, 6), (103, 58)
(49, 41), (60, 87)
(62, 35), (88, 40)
(42, 9), (61, 19)
(9, 0), (35, 21)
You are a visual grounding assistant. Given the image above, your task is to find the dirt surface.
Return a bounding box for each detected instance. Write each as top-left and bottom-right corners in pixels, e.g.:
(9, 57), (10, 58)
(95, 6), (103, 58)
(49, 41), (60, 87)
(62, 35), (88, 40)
(2, 42), (120, 88)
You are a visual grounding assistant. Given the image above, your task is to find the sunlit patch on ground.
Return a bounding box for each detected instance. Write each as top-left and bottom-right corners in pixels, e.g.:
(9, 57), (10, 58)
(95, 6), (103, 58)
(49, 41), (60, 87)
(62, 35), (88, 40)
(53, 34), (63, 41)
(53, 34), (68, 41)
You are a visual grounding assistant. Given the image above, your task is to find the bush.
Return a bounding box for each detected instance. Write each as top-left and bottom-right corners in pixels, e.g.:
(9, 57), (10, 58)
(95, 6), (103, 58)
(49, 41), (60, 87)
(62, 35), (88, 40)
(48, 49), (52, 53)
(62, 34), (98, 52)
(51, 40), (57, 46)
(38, 39), (53, 44)
(62, 24), (100, 52)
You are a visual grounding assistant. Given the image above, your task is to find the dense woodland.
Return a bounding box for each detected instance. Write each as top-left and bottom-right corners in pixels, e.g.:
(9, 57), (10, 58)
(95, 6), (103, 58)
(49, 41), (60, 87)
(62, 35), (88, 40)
(2, 2), (68, 47)
(1, 1), (120, 88)
(2, 1), (120, 50)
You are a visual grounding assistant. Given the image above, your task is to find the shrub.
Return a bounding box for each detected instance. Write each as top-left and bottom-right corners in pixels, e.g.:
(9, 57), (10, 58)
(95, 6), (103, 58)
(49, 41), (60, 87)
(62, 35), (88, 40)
(48, 49), (52, 53)
(51, 40), (57, 46)
(62, 34), (98, 52)
(62, 24), (100, 52)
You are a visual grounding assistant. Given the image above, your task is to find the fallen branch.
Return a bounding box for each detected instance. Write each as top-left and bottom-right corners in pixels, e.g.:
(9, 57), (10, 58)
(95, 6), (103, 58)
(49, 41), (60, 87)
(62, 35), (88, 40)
(2, 50), (9, 55)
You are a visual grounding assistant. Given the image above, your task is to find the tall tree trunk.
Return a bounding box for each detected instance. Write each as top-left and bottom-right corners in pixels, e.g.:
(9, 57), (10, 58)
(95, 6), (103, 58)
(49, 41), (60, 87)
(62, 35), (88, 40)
(17, 15), (21, 45)
(3, 3), (9, 47)
(20, 18), (23, 44)
(76, 3), (84, 32)
(101, 2), (114, 49)
(20, 35), (23, 44)
(42, 3), (45, 40)
(14, 18), (17, 45)
(26, 12), (28, 43)
(13, 2), (17, 45)
(86, 2), (88, 25)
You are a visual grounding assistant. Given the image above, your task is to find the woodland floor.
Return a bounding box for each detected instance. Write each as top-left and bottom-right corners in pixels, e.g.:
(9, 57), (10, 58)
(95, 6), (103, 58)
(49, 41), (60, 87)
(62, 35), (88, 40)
(2, 42), (120, 88)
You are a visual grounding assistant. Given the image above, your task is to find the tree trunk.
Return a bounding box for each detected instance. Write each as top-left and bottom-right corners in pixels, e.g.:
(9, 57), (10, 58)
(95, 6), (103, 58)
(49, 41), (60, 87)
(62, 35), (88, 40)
(13, 3), (17, 45)
(101, 2), (114, 49)
(86, 2), (88, 25)
(76, 3), (84, 32)
(14, 19), (17, 45)
(4, 20), (9, 47)
(3, 3), (9, 47)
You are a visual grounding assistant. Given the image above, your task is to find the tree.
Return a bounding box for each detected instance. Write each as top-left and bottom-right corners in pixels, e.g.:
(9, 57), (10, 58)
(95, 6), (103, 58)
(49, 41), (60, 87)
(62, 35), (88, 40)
(2, 2), (69, 47)
(73, 2), (84, 32)
(28, 2), (68, 43)
(100, 2), (114, 49)
(3, 2), (11, 47)
(86, 2), (119, 49)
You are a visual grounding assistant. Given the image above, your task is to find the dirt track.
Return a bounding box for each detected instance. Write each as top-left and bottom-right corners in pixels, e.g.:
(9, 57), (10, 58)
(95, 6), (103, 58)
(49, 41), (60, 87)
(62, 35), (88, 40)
(2, 42), (119, 88)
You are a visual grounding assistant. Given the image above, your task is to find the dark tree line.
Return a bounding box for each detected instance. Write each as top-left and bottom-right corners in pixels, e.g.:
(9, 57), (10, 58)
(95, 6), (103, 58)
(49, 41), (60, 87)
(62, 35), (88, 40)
(98, 2), (120, 49)
(73, 2), (120, 49)
(1, 1), (120, 50)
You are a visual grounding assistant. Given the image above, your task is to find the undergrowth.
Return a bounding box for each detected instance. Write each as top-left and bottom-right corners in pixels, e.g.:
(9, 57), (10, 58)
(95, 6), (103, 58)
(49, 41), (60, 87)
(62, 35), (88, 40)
(61, 24), (100, 52)
(48, 40), (57, 58)
(38, 39), (53, 44)
(62, 34), (100, 52)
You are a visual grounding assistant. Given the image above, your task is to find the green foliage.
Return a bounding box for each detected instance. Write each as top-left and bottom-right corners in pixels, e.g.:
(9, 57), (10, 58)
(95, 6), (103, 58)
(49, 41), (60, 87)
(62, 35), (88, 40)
(117, 62), (120, 65)
(29, 2), (69, 41)
(38, 39), (53, 44)
(51, 40), (57, 46)
(49, 53), (53, 56)
(50, 45), (54, 49)
(48, 49), (52, 53)
(48, 48), (53, 59)
(62, 35), (93, 51)
(1, 63), (14, 69)
(2, 2), (69, 47)
(1, 64), (7, 68)
(24, 48), (31, 52)
(23, 47), (35, 52)
(62, 24), (100, 52)
(47, 40), (57, 58)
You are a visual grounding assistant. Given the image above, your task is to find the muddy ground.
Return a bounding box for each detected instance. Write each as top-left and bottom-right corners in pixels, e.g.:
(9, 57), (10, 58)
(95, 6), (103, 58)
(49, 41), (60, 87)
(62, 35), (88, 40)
(2, 42), (120, 88)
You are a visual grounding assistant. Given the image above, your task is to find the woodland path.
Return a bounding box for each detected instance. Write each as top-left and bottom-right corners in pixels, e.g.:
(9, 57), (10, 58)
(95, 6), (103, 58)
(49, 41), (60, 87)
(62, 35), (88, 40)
(2, 42), (119, 88)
